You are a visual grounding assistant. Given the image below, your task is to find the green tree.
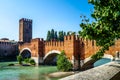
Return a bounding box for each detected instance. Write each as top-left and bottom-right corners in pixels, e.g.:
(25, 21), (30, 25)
(64, 32), (66, 36)
(67, 32), (70, 35)
(46, 29), (68, 41)
(71, 32), (76, 35)
(80, 0), (120, 60)
(46, 31), (51, 41)
(54, 31), (58, 40)
(58, 31), (64, 41)
(24, 58), (30, 63)
(29, 59), (36, 65)
(51, 29), (55, 40)
(17, 55), (23, 65)
(57, 51), (73, 71)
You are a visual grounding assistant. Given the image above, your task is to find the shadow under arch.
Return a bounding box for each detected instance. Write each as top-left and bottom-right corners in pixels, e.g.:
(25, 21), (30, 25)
(81, 54), (113, 70)
(43, 50), (61, 65)
(20, 48), (32, 59)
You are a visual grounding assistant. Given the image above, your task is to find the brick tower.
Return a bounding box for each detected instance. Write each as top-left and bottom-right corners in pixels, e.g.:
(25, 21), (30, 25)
(19, 18), (32, 43)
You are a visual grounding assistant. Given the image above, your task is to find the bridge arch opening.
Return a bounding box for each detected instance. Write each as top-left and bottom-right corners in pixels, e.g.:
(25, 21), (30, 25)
(43, 50), (60, 65)
(81, 54), (113, 70)
(20, 48), (31, 59)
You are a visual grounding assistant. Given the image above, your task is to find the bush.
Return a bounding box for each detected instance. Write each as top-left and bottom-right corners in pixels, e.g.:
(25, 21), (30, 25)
(17, 55), (23, 65)
(24, 58), (30, 63)
(29, 59), (36, 65)
(8, 63), (14, 66)
(57, 51), (73, 71)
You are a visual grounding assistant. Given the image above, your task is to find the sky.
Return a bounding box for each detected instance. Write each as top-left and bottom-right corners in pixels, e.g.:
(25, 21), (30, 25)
(0, 0), (93, 41)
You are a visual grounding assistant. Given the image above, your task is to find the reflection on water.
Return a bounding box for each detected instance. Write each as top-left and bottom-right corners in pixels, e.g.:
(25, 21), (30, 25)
(0, 62), (59, 80)
(94, 58), (111, 67)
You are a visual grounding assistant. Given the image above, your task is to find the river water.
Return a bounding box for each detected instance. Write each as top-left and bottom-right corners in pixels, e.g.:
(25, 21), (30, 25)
(0, 62), (59, 80)
(94, 58), (111, 67)
(0, 58), (112, 80)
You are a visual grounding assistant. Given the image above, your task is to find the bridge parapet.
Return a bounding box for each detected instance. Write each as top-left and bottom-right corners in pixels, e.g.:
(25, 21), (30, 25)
(45, 41), (64, 47)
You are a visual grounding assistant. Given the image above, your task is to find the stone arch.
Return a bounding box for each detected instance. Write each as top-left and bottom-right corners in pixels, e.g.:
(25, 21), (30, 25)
(81, 54), (113, 70)
(20, 48), (32, 59)
(43, 50), (61, 65)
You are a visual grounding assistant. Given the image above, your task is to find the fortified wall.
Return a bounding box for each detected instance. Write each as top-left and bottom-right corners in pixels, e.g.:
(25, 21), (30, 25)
(0, 38), (18, 58)
(19, 35), (100, 62)
(19, 34), (120, 61)
(18, 18), (120, 69)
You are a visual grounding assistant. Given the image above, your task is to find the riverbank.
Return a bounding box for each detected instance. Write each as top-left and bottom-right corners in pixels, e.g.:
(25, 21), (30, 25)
(48, 71), (74, 78)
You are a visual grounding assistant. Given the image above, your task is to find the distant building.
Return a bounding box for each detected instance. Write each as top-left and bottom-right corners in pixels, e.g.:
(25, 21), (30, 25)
(0, 38), (18, 58)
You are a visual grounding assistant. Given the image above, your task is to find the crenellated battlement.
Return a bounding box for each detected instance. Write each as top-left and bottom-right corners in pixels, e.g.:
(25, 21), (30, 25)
(43, 35), (96, 47)
(45, 41), (64, 46)
(64, 35), (86, 41)
(84, 39), (95, 47)
(64, 35), (75, 41)
(19, 18), (32, 23)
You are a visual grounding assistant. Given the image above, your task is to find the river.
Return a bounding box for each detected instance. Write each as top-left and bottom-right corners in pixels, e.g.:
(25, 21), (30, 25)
(94, 58), (111, 67)
(0, 58), (112, 80)
(0, 62), (59, 80)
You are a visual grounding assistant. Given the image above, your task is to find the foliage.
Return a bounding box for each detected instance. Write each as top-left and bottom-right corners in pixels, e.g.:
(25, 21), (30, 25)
(17, 55), (23, 64)
(54, 31), (58, 40)
(46, 29), (66, 41)
(67, 32), (70, 35)
(51, 29), (55, 39)
(29, 59), (36, 65)
(57, 51), (73, 71)
(58, 31), (64, 41)
(24, 58), (30, 63)
(17, 55), (36, 65)
(46, 31), (51, 41)
(8, 63), (14, 66)
(80, 0), (120, 60)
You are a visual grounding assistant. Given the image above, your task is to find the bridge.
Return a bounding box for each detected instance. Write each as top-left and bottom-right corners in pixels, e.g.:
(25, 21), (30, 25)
(18, 18), (120, 70)
(19, 35), (120, 70)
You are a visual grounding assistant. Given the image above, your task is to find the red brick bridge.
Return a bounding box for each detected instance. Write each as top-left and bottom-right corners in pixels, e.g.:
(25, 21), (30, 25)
(19, 35), (120, 69)
(18, 18), (120, 70)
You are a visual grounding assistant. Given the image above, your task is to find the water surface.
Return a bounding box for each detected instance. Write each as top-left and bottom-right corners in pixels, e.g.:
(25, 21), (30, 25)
(0, 62), (58, 80)
(94, 58), (111, 67)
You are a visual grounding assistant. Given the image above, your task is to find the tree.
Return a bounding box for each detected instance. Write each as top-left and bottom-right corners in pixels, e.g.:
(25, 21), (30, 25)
(46, 31), (51, 41)
(67, 32), (70, 35)
(58, 31), (64, 41)
(46, 29), (68, 41)
(54, 31), (58, 40)
(29, 59), (36, 65)
(51, 29), (55, 40)
(71, 32), (76, 35)
(80, 0), (120, 60)
(17, 55), (23, 65)
(64, 32), (66, 36)
(24, 58), (30, 63)
(57, 51), (73, 71)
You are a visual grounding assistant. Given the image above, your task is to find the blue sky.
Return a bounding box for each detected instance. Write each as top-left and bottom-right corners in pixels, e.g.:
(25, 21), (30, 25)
(0, 0), (93, 41)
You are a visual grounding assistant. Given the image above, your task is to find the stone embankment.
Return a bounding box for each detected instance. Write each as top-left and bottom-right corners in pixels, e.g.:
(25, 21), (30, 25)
(60, 61), (120, 80)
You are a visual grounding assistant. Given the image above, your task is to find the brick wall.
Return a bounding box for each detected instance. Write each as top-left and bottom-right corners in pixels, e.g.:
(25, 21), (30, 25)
(19, 35), (120, 62)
